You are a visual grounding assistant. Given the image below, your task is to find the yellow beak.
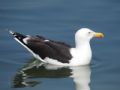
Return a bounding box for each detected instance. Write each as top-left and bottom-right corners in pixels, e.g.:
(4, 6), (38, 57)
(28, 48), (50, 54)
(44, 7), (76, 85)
(95, 32), (104, 38)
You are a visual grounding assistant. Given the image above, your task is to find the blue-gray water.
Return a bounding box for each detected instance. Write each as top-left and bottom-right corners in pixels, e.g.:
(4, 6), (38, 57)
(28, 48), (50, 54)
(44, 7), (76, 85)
(0, 0), (120, 90)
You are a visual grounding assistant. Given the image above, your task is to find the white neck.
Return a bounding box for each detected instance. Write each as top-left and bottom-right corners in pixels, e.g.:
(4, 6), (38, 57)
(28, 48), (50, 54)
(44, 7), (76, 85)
(70, 40), (92, 66)
(76, 41), (90, 49)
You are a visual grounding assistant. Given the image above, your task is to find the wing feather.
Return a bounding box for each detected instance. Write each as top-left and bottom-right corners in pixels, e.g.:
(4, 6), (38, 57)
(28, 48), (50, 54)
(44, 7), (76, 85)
(26, 36), (72, 63)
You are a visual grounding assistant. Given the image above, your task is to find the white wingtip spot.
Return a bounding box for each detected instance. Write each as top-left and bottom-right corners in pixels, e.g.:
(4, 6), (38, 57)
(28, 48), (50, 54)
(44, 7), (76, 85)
(23, 37), (30, 44)
(9, 30), (14, 35)
(44, 40), (49, 42)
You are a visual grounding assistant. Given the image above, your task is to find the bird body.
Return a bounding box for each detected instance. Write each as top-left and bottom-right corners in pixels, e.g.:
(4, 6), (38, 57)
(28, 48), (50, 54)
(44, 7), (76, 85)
(10, 28), (104, 66)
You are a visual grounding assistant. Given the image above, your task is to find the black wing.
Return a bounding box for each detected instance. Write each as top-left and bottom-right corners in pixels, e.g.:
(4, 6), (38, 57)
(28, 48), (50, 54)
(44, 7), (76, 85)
(10, 31), (72, 63)
(26, 36), (72, 63)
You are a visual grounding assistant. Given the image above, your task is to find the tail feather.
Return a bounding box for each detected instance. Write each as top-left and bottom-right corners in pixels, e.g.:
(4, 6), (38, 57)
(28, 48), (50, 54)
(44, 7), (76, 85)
(9, 31), (47, 63)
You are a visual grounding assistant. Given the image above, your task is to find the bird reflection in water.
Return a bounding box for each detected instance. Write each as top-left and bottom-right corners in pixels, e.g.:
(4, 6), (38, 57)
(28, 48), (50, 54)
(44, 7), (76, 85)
(13, 59), (91, 90)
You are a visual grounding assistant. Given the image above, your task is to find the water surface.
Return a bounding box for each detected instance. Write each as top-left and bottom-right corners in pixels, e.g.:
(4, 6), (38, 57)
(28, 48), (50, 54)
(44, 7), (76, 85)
(0, 0), (120, 90)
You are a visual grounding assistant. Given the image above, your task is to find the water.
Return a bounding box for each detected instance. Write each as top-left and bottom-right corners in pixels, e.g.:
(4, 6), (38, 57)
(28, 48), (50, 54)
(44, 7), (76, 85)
(0, 0), (120, 90)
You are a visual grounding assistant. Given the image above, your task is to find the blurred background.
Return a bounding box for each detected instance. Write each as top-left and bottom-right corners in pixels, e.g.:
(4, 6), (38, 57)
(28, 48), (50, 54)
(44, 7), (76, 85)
(0, 0), (120, 90)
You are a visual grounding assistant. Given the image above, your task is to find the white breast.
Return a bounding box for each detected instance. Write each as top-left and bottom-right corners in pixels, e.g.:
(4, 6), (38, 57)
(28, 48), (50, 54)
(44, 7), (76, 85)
(69, 44), (92, 66)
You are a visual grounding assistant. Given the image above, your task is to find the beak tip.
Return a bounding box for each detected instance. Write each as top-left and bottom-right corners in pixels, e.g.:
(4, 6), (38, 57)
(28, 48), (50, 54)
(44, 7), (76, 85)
(95, 33), (104, 38)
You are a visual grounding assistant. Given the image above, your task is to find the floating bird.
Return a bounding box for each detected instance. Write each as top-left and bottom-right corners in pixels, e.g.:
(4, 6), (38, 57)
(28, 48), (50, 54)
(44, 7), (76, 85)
(9, 28), (104, 66)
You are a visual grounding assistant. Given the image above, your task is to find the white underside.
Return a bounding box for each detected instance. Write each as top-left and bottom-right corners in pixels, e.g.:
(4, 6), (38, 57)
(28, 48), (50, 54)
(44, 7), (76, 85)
(44, 46), (92, 66)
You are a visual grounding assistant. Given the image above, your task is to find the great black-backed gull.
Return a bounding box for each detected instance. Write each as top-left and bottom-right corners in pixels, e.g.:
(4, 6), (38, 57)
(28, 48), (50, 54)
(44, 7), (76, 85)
(9, 28), (104, 66)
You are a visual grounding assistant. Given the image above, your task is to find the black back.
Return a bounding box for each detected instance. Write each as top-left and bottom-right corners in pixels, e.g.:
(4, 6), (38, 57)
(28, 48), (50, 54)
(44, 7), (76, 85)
(11, 32), (72, 63)
(26, 36), (72, 63)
